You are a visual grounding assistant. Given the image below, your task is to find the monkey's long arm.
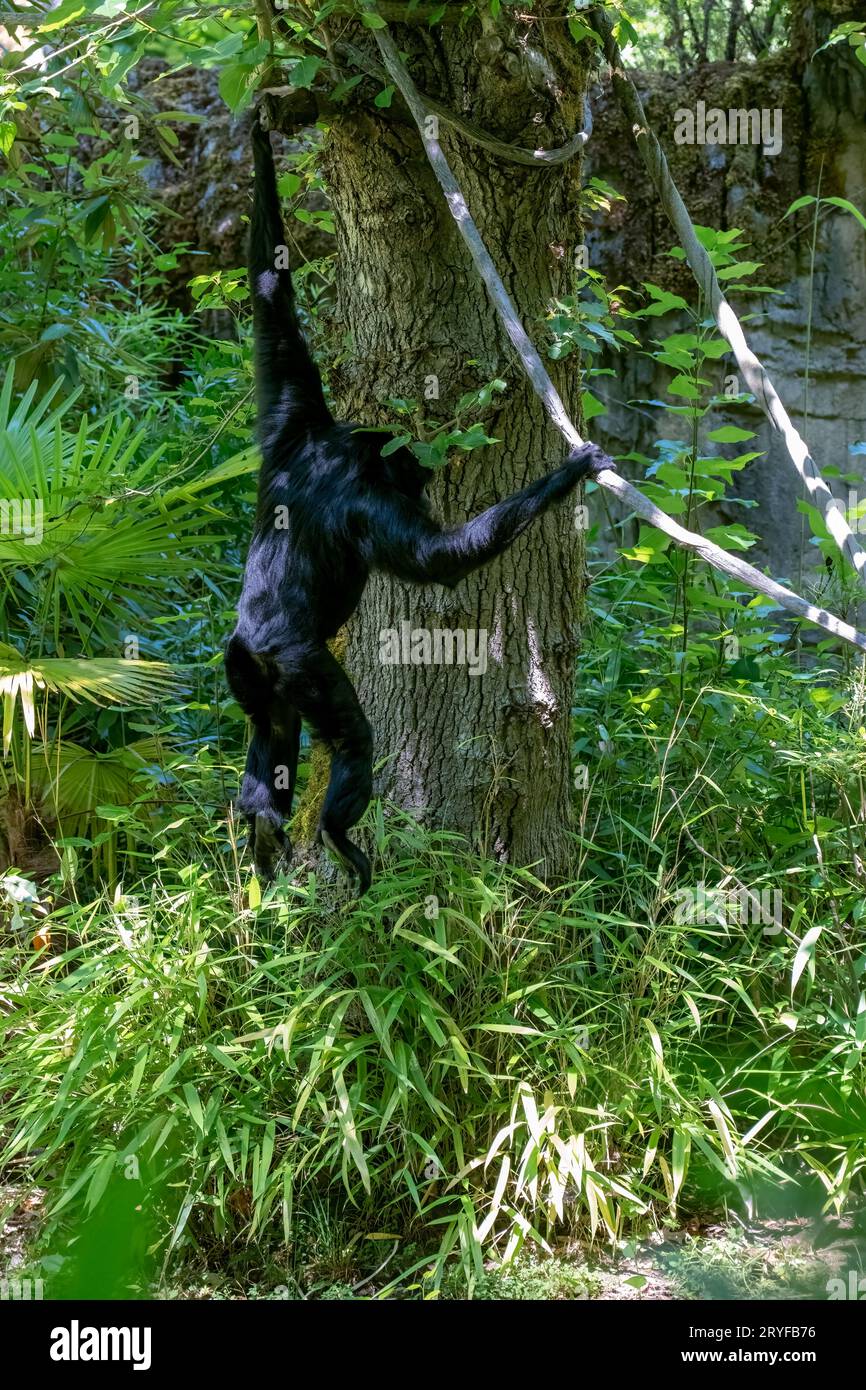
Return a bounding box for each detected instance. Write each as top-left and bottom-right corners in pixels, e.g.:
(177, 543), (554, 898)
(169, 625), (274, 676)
(249, 120), (331, 444)
(359, 444), (610, 588)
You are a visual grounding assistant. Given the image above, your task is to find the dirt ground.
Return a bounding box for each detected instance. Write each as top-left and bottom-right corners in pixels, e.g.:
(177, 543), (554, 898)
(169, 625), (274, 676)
(2, 1181), (864, 1301)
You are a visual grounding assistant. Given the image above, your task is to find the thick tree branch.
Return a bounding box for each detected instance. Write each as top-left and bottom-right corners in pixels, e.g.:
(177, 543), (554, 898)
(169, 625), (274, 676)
(370, 14), (866, 654)
(252, 0), (278, 89)
(589, 6), (866, 593)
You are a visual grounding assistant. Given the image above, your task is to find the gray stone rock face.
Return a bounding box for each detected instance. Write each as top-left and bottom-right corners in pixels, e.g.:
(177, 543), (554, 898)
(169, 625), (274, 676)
(136, 41), (865, 589)
(583, 42), (866, 581)
(129, 61), (331, 323)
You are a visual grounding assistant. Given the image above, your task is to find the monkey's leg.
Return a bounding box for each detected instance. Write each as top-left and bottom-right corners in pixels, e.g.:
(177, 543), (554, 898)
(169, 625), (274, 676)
(279, 647), (374, 894)
(238, 712), (302, 882)
(227, 634), (302, 882)
(318, 721), (374, 895)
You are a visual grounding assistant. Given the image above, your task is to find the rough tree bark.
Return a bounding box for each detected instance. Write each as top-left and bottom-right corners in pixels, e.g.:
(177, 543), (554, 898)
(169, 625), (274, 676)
(290, 16), (592, 876)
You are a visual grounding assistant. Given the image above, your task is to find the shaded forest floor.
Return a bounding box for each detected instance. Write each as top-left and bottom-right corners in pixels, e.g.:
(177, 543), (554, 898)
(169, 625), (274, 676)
(3, 1180), (863, 1301)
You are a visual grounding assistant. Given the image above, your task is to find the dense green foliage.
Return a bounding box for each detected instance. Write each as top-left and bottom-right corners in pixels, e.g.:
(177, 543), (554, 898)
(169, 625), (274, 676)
(1, 1), (865, 1298)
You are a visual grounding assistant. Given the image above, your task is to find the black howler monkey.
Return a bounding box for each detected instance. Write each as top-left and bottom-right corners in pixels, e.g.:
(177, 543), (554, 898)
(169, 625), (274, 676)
(225, 117), (612, 893)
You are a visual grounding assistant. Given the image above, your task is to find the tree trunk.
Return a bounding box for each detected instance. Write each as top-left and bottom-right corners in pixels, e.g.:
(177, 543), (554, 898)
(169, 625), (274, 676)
(317, 18), (590, 876)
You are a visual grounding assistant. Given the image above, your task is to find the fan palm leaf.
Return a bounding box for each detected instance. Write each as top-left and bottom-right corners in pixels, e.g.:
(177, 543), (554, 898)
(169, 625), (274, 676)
(0, 366), (227, 644)
(0, 643), (180, 752)
(28, 737), (168, 836)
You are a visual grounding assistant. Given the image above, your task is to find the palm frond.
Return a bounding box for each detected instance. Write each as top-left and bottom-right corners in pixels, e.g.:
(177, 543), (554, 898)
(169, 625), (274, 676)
(0, 644), (180, 751)
(28, 737), (169, 832)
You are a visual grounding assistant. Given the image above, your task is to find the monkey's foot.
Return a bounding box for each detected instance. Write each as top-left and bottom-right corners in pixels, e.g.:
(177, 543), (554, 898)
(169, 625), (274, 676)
(320, 827), (372, 897)
(251, 814), (292, 885)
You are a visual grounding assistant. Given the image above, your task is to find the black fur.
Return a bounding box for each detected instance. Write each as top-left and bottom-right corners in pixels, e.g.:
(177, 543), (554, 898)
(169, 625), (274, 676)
(225, 119), (614, 892)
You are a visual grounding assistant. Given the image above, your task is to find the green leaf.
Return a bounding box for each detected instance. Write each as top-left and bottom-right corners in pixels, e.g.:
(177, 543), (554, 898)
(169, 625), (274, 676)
(210, 32), (245, 59)
(581, 389), (607, 421)
(37, 0), (87, 31)
(784, 194), (817, 219)
(277, 172), (303, 198)
(568, 17), (598, 44)
(291, 56), (323, 90)
(672, 1129), (690, 1197)
(704, 523), (758, 551)
(792, 925), (822, 995)
(219, 63), (256, 114)
(39, 323), (75, 343)
(374, 85), (395, 109)
(394, 927), (461, 963)
(0, 651), (178, 707)
(332, 73), (365, 101)
(360, 10), (387, 27)
(621, 525), (672, 563)
(381, 433), (413, 456)
(182, 1082), (205, 1133)
(641, 283), (690, 315)
(707, 425), (756, 443)
(717, 262), (762, 280)
(814, 21), (862, 55)
(85, 1151), (117, 1213)
(668, 375), (703, 400)
(83, 196), (110, 242)
(823, 196), (866, 235)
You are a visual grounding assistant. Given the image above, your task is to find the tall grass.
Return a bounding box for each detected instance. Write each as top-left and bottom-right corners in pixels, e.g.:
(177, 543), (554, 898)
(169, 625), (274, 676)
(2, 739), (864, 1296)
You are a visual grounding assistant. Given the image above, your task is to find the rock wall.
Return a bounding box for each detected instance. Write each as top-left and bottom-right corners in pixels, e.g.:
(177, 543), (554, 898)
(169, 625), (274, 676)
(138, 30), (866, 586)
(129, 62), (330, 320)
(584, 32), (866, 580)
